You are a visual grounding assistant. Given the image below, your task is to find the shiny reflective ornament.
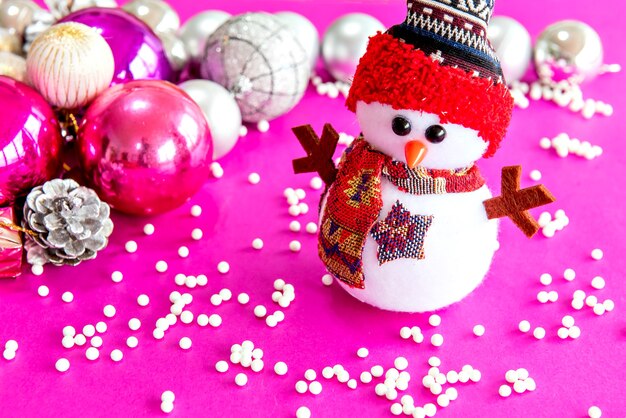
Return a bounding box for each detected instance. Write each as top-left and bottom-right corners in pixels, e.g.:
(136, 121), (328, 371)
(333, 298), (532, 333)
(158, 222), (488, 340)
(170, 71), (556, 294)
(43, 0), (117, 20)
(77, 80), (213, 216)
(122, 0), (179, 35)
(488, 16), (532, 83)
(27, 22), (115, 109)
(179, 79), (242, 160)
(0, 27), (21, 54)
(201, 13), (310, 123)
(0, 51), (26, 82)
(158, 31), (188, 72)
(0, 76), (63, 206)
(0, 0), (41, 36)
(61, 7), (173, 84)
(322, 13), (385, 84)
(275, 11), (320, 70)
(178, 10), (230, 63)
(535, 20), (604, 83)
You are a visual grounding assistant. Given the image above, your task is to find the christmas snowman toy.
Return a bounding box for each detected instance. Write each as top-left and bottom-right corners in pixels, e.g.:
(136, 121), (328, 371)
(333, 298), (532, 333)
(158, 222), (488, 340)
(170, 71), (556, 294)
(293, 0), (555, 312)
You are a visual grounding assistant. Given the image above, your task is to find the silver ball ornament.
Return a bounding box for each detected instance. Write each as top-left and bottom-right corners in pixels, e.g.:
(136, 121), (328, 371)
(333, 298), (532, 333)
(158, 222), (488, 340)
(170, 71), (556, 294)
(0, 0), (41, 36)
(178, 10), (231, 63)
(0, 27), (21, 54)
(321, 13), (385, 84)
(122, 0), (180, 35)
(0, 51), (27, 82)
(534, 20), (604, 83)
(275, 11), (320, 70)
(201, 13), (310, 123)
(158, 31), (188, 72)
(179, 79), (242, 160)
(487, 16), (532, 83)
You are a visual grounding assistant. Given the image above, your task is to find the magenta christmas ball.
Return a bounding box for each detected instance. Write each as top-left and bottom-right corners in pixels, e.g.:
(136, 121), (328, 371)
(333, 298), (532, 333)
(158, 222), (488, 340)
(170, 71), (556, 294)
(60, 7), (173, 84)
(77, 80), (213, 216)
(0, 76), (63, 206)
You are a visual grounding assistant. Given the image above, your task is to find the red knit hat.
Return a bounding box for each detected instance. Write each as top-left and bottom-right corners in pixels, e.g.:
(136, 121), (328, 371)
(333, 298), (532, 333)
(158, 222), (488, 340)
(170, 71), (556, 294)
(346, 0), (514, 158)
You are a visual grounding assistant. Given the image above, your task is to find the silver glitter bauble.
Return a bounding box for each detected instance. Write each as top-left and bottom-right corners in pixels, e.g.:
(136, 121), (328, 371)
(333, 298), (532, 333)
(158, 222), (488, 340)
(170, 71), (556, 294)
(321, 13), (385, 84)
(178, 10), (230, 63)
(179, 79), (242, 160)
(22, 8), (54, 54)
(487, 16), (532, 83)
(122, 0), (179, 35)
(43, 0), (117, 20)
(158, 31), (188, 72)
(201, 12), (310, 123)
(275, 11), (319, 70)
(0, 0), (41, 36)
(534, 20), (604, 84)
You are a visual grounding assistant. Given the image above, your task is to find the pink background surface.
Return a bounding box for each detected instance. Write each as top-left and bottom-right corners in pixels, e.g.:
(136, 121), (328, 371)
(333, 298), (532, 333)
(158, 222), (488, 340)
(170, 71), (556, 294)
(1, 1), (625, 417)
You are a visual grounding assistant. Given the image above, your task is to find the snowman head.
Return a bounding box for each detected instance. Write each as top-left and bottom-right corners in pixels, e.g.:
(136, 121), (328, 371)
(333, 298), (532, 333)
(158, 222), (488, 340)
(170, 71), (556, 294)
(347, 0), (513, 169)
(356, 102), (489, 170)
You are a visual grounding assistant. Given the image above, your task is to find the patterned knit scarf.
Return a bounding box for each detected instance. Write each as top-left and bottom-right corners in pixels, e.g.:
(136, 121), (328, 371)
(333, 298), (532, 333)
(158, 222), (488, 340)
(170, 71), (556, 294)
(319, 137), (485, 289)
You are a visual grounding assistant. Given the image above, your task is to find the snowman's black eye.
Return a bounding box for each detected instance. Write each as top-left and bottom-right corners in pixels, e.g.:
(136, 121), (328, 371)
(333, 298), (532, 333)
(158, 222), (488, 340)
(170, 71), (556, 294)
(392, 116), (412, 136)
(425, 125), (447, 143)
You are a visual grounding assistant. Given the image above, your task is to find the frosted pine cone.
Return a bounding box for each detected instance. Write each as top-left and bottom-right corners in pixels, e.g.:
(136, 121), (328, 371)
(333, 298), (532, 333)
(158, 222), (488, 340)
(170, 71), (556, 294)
(23, 179), (114, 266)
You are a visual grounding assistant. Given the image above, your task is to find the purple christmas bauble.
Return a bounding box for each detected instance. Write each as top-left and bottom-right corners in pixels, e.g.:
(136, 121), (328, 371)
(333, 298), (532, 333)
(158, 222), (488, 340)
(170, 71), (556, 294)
(77, 80), (213, 216)
(0, 76), (63, 206)
(61, 7), (172, 84)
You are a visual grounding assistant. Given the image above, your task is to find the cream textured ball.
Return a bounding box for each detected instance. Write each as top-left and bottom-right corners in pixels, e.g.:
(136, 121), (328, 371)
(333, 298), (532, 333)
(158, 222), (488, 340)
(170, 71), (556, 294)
(26, 22), (114, 109)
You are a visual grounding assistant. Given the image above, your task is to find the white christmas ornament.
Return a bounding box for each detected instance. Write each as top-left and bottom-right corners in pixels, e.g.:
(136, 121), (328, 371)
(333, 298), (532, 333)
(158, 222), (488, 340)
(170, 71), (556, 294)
(293, 0), (554, 312)
(26, 22), (114, 109)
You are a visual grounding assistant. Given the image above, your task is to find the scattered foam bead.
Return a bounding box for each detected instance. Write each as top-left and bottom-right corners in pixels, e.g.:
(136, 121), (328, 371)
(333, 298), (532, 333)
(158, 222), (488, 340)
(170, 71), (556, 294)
(110, 349), (123, 362)
(593, 304), (606, 316)
(296, 406), (311, 418)
(252, 238), (263, 250)
(321, 274), (333, 286)
(128, 318), (141, 331)
(248, 172), (261, 184)
(586, 295), (598, 307)
(235, 373), (248, 387)
(423, 403), (437, 417)
(437, 394), (450, 408)
(160, 401), (174, 414)
(428, 314), (441, 327)
(197, 314), (209, 327)
(309, 381), (322, 395)
(266, 315), (278, 328)
(210, 162), (224, 178)
(208, 314), (222, 327)
(103, 305), (116, 318)
(31, 264), (44, 276)
(590, 249), (603, 260)
(61, 291), (74, 303)
(179, 337), (192, 350)
(160, 391), (175, 404)
(217, 261), (230, 274)
(513, 380), (526, 394)
(215, 360), (229, 373)
(568, 326), (581, 339)
(155, 260), (168, 273)
(289, 240), (302, 252)
(126, 336), (139, 348)
(5, 340), (17, 352)
(562, 315), (575, 328)
(3, 350), (16, 360)
(257, 119), (270, 132)
(237, 293), (250, 305)
(61, 336), (74, 349)
(431, 334), (443, 347)
(37, 285), (49, 297)
(85, 347), (99, 361)
(557, 327), (570, 339)
(499, 384), (512, 397)
(394, 357), (409, 371)
(180, 311), (194, 324)
(305, 222), (318, 234)
(399, 327), (412, 339)
(564, 268), (576, 281)
(603, 299), (615, 312)
(239, 125), (248, 137)
(517, 368), (529, 380)
(539, 137), (552, 149)
(190, 205), (202, 217)
(55, 358), (70, 372)
(178, 246), (190, 258)
(153, 329), (165, 340)
(505, 370), (518, 383)
(539, 273), (553, 285)
(537, 291), (549, 303)
(143, 223), (155, 235)
(357, 347), (369, 358)
(289, 220), (301, 232)
(95, 322), (107, 333)
(191, 228), (203, 240)
(391, 403), (403, 416)
(125, 240), (138, 253)
(548, 291), (559, 302)
(321, 367), (334, 379)
(74, 334), (87, 346)
(273, 361), (288, 376)
(110, 270), (124, 283)
(529, 169), (542, 181)
(588, 406), (602, 418)
(591, 276), (605, 290)
(473, 325), (485, 337)
(533, 327), (546, 340)
(295, 380), (308, 394)
(310, 177), (323, 190)
(254, 305), (267, 318)
(196, 274), (207, 286)
(518, 320), (531, 333)
(137, 294), (150, 307)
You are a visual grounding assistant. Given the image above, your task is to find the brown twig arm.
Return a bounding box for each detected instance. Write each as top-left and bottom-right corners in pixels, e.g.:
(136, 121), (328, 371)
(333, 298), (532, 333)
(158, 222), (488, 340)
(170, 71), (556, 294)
(483, 166), (556, 238)
(292, 124), (339, 185)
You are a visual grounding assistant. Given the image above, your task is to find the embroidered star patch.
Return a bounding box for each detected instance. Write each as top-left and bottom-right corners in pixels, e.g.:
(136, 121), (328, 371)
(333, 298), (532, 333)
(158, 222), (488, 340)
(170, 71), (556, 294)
(370, 201), (433, 265)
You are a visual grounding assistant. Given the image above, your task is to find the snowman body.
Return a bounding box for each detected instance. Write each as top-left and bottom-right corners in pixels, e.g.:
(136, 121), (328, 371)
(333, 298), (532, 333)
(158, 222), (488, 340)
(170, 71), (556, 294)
(336, 181), (498, 312)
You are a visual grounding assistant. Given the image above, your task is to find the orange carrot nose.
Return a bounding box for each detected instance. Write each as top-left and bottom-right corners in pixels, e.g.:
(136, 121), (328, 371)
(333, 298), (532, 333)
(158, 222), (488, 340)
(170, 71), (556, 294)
(405, 141), (427, 169)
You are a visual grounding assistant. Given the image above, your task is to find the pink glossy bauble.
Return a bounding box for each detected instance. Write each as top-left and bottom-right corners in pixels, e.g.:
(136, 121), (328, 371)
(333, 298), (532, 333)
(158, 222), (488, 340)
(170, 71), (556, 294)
(0, 76), (63, 206)
(77, 80), (213, 216)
